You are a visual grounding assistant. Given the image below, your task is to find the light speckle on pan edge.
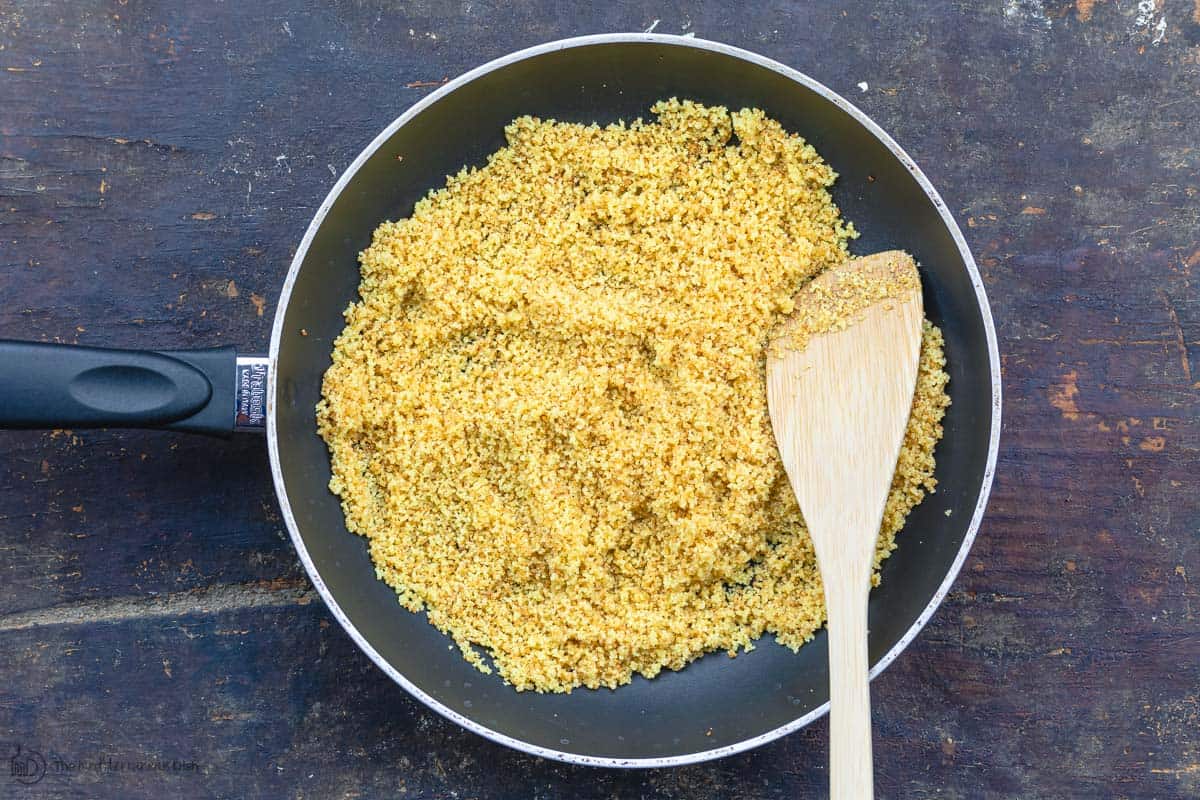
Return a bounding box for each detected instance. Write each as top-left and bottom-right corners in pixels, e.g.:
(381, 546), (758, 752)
(316, 99), (950, 693)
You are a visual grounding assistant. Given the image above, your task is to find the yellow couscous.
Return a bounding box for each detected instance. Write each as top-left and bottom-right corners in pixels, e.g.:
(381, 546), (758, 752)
(317, 99), (951, 692)
(773, 249), (923, 352)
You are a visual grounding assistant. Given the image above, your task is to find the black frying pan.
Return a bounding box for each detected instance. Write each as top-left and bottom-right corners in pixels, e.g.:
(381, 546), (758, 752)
(0, 35), (1000, 767)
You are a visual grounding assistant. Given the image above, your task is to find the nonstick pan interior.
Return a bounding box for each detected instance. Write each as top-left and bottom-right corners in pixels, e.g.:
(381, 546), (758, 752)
(268, 35), (999, 765)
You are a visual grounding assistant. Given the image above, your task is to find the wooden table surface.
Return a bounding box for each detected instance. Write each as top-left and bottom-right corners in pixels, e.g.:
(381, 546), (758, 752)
(2, 1), (1197, 798)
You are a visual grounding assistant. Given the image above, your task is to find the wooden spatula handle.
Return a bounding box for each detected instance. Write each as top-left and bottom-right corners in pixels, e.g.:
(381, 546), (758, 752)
(825, 568), (874, 800)
(765, 253), (925, 800)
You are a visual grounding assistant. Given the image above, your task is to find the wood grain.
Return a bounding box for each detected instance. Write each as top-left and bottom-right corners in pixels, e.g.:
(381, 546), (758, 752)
(1, 1), (1198, 798)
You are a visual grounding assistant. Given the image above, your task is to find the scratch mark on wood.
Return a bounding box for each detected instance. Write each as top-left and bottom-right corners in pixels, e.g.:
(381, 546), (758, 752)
(1150, 764), (1200, 775)
(0, 579), (316, 633)
(1159, 290), (1192, 383)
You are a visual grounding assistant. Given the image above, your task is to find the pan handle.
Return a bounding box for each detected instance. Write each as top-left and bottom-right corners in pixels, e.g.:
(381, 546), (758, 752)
(0, 340), (270, 437)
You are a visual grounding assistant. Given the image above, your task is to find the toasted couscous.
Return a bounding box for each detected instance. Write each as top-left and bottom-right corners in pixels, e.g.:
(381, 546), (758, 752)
(317, 99), (950, 692)
(773, 249), (923, 353)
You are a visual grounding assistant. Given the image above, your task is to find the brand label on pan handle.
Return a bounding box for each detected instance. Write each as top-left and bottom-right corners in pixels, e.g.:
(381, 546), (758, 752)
(234, 356), (270, 431)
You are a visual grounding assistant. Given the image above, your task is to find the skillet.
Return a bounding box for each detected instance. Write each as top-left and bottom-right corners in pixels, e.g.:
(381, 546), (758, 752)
(0, 34), (1001, 766)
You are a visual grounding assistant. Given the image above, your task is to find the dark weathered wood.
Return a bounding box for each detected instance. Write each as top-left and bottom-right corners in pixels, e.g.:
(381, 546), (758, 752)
(1, 0), (1197, 797)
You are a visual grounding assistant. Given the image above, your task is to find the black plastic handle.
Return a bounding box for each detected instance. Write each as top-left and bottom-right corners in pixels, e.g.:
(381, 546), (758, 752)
(0, 340), (238, 437)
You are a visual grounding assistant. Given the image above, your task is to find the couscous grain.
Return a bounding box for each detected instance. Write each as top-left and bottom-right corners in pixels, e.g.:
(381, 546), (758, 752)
(317, 99), (951, 692)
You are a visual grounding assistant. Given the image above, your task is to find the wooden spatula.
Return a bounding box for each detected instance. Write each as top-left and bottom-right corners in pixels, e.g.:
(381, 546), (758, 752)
(766, 251), (924, 800)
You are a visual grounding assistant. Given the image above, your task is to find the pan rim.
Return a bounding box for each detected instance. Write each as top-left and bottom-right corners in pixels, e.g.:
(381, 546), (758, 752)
(267, 32), (1002, 768)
